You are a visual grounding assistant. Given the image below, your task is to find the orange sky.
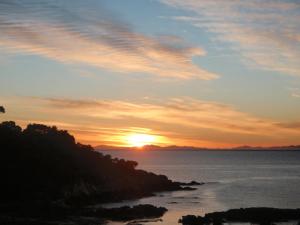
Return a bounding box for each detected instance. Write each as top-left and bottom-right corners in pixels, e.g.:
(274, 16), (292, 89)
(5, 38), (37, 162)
(1, 96), (300, 148)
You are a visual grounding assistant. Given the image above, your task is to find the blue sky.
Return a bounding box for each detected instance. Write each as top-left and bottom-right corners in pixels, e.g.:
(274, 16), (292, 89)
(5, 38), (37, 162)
(1, 0), (300, 147)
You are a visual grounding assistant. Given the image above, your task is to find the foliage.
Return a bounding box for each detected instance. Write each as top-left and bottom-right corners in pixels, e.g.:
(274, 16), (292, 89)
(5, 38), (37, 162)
(0, 121), (180, 208)
(0, 106), (5, 113)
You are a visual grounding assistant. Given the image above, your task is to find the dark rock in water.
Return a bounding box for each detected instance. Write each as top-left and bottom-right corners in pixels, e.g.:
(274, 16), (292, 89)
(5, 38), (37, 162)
(175, 181), (205, 186)
(189, 181), (205, 186)
(126, 218), (163, 225)
(179, 208), (300, 225)
(180, 186), (198, 191)
(179, 215), (208, 225)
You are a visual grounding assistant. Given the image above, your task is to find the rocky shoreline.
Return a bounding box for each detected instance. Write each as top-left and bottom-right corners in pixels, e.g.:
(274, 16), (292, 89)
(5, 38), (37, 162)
(0, 204), (168, 225)
(0, 121), (203, 224)
(179, 208), (300, 225)
(2, 122), (300, 225)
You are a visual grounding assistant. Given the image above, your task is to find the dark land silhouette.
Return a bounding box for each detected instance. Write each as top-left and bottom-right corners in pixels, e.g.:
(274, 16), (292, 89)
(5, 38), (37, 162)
(0, 106), (5, 113)
(1, 120), (299, 225)
(0, 121), (192, 224)
(179, 208), (300, 225)
(1, 204), (167, 225)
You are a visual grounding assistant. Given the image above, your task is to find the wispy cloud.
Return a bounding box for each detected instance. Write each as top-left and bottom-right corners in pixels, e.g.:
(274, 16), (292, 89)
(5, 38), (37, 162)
(292, 93), (300, 98)
(0, 0), (217, 80)
(2, 96), (300, 147)
(276, 121), (300, 129)
(290, 88), (300, 98)
(45, 97), (300, 135)
(160, 0), (300, 76)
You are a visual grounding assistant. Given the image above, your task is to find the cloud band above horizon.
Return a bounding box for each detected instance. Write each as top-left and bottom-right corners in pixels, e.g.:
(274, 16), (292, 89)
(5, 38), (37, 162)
(1, 96), (300, 147)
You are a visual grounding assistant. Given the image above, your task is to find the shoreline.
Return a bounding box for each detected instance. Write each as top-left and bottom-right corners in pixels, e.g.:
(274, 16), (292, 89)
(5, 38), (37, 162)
(1, 122), (300, 225)
(179, 208), (300, 225)
(0, 121), (204, 225)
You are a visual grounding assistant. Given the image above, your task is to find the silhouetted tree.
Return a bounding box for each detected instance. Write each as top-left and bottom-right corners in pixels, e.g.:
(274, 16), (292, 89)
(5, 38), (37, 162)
(0, 105), (5, 113)
(0, 121), (181, 211)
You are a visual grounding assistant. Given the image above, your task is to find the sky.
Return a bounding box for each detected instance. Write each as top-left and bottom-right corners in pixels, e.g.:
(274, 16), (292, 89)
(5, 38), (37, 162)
(0, 0), (300, 148)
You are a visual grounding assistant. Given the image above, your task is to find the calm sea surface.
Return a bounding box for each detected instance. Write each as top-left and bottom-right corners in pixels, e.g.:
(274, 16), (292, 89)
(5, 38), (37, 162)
(100, 150), (300, 225)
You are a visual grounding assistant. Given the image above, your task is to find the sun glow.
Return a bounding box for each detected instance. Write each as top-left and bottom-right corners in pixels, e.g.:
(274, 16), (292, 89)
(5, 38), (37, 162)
(126, 133), (156, 147)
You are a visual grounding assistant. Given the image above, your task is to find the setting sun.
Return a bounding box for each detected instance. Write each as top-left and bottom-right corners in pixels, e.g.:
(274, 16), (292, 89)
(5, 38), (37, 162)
(126, 133), (156, 147)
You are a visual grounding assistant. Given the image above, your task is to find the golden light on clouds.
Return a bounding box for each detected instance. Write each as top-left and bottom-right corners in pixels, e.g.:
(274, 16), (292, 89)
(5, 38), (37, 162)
(2, 96), (300, 148)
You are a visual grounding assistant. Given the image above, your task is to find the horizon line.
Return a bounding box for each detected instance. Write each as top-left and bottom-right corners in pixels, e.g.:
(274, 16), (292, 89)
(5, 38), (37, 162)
(95, 144), (300, 151)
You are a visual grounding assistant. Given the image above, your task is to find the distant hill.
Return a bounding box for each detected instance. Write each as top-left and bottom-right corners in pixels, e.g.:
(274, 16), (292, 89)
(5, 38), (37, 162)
(232, 145), (300, 151)
(96, 144), (300, 151)
(96, 144), (208, 151)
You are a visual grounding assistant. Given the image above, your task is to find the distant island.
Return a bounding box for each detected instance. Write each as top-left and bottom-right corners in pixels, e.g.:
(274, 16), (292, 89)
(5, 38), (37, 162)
(96, 144), (300, 151)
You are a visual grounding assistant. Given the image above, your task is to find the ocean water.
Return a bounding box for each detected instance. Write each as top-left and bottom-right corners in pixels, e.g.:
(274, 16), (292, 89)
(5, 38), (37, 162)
(100, 150), (300, 225)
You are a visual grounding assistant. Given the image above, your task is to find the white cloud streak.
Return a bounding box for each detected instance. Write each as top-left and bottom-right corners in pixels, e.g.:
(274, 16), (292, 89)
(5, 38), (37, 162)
(0, 0), (218, 80)
(160, 0), (300, 76)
